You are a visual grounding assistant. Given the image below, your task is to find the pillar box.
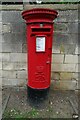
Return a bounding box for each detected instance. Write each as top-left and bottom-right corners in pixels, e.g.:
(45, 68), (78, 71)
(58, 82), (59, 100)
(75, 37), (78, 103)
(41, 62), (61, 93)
(22, 8), (58, 90)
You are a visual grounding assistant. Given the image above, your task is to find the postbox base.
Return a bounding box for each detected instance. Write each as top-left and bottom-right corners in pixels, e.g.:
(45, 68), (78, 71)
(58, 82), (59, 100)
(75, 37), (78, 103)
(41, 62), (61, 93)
(27, 85), (49, 99)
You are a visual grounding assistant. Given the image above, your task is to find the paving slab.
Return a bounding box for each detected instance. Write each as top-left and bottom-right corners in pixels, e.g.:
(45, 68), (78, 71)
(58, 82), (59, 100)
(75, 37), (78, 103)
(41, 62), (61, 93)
(2, 86), (79, 119)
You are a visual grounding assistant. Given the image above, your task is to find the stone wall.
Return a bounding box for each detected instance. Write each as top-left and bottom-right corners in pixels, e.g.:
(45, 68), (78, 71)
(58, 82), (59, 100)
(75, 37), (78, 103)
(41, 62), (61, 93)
(1, 4), (79, 90)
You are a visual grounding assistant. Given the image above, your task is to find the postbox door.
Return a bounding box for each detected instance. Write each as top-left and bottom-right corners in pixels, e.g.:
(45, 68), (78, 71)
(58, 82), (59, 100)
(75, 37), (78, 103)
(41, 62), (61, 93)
(28, 33), (52, 89)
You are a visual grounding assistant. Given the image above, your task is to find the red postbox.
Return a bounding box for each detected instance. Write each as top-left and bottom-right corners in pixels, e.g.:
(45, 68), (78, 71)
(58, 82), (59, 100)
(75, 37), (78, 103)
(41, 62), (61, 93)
(22, 8), (58, 90)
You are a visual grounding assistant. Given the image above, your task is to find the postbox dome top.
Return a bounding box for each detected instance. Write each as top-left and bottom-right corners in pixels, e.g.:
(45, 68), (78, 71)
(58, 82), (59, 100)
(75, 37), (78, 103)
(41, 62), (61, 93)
(22, 8), (58, 23)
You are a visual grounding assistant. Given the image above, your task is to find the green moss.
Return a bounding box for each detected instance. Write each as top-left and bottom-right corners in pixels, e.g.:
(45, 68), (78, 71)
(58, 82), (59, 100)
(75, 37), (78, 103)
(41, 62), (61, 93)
(3, 108), (39, 118)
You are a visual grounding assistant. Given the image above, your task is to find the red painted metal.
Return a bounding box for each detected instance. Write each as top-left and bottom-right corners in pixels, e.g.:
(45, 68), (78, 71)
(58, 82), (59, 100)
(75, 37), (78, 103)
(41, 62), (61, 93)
(22, 8), (58, 89)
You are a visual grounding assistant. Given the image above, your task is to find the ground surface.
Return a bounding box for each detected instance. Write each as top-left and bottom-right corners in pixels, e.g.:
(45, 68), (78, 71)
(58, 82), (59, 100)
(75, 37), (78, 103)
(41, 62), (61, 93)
(2, 86), (79, 119)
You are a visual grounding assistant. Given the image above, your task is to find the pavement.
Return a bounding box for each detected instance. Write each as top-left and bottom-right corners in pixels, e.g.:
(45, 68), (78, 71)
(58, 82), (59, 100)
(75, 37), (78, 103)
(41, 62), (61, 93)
(2, 86), (79, 119)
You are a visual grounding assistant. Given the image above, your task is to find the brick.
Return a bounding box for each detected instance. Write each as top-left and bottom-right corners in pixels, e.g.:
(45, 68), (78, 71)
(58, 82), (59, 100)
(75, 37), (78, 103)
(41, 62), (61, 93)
(60, 72), (74, 80)
(51, 64), (76, 72)
(65, 55), (78, 64)
(2, 70), (16, 79)
(52, 54), (64, 63)
(51, 72), (60, 80)
(2, 53), (10, 62)
(17, 70), (27, 79)
(51, 80), (77, 90)
(10, 53), (26, 62)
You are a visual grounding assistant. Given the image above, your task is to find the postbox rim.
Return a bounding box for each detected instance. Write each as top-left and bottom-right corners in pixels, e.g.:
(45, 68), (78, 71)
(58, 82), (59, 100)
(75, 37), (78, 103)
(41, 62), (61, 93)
(22, 8), (58, 21)
(22, 8), (58, 15)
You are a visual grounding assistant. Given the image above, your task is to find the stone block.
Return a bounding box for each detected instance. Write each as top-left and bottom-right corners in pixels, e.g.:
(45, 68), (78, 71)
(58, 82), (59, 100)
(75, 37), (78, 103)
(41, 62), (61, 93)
(2, 23), (11, 33)
(11, 22), (26, 33)
(0, 34), (2, 43)
(54, 23), (68, 34)
(65, 55), (78, 64)
(60, 44), (76, 54)
(51, 72), (60, 80)
(59, 80), (77, 90)
(2, 43), (22, 53)
(2, 70), (16, 79)
(2, 53), (10, 62)
(60, 72), (74, 80)
(17, 70), (27, 79)
(23, 4), (78, 10)
(75, 45), (80, 55)
(52, 63), (76, 72)
(14, 62), (27, 71)
(2, 62), (14, 70)
(54, 23), (78, 34)
(51, 80), (77, 90)
(22, 44), (27, 53)
(0, 11), (2, 22)
(17, 79), (26, 87)
(2, 11), (24, 23)
(2, 33), (26, 44)
(73, 73), (79, 81)
(2, 78), (26, 86)
(1, 0), (23, 2)
(0, 53), (2, 62)
(0, 70), (2, 78)
(2, 78), (18, 86)
(53, 33), (78, 45)
(2, 62), (27, 71)
(56, 10), (78, 23)
(0, 44), (2, 52)
(10, 53), (26, 62)
(2, 5), (23, 10)
(75, 64), (80, 72)
(52, 44), (60, 54)
(0, 63), (2, 70)
(52, 54), (64, 63)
